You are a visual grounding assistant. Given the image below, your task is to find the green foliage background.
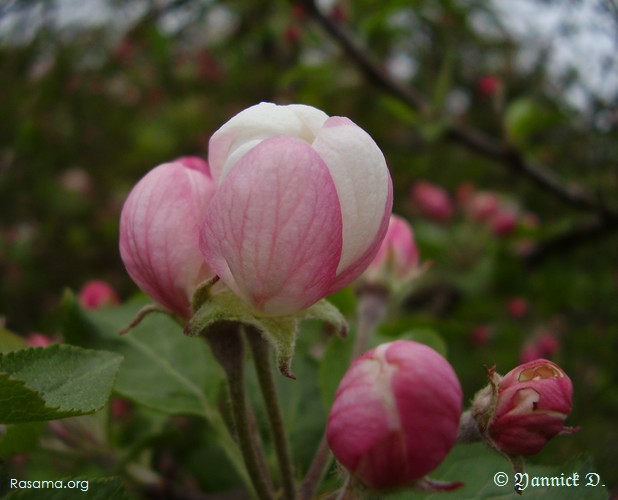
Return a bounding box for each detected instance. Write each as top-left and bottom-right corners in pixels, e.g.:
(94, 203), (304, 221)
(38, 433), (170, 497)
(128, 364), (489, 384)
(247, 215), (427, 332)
(0, 0), (617, 498)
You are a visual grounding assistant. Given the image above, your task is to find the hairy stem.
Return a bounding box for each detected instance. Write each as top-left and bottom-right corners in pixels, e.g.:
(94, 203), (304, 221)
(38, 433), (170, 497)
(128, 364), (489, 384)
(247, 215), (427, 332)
(246, 329), (297, 500)
(206, 324), (274, 500)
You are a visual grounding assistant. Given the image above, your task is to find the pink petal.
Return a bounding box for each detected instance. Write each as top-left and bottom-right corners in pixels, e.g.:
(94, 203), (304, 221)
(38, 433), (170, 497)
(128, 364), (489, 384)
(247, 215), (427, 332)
(120, 162), (216, 317)
(201, 136), (343, 315)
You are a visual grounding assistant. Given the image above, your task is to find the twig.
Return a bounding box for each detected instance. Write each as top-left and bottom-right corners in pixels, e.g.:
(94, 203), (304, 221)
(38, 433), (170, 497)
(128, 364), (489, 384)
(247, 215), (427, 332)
(524, 216), (618, 267)
(298, 433), (332, 500)
(300, 0), (618, 221)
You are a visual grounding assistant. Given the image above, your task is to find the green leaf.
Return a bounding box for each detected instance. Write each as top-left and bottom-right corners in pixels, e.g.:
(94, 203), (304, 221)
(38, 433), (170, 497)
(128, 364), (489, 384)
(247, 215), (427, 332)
(0, 326), (27, 354)
(318, 335), (353, 412)
(3, 477), (130, 499)
(0, 422), (45, 457)
(0, 345), (122, 424)
(504, 98), (561, 148)
(63, 292), (222, 416)
(301, 299), (348, 337)
(388, 443), (609, 499)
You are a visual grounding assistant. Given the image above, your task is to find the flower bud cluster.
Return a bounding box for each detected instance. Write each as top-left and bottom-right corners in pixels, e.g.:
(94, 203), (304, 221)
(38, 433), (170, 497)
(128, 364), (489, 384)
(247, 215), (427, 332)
(120, 103), (392, 318)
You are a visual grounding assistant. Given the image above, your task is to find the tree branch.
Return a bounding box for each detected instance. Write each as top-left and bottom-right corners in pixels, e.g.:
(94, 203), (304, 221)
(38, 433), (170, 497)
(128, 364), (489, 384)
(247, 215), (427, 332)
(524, 216), (618, 267)
(300, 0), (618, 221)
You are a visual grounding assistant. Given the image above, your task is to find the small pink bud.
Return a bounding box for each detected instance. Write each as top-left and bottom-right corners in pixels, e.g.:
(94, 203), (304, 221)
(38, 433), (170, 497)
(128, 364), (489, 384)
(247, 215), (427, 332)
(202, 103), (392, 316)
(327, 341), (463, 490)
(362, 215), (419, 290)
(477, 75), (502, 96)
(507, 297), (529, 318)
(455, 182), (475, 207)
(111, 398), (133, 420)
(520, 331), (559, 363)
(491, 209), (518, 236)
(468, 192), (500, 222)
(120, 157), (217, 318)
(284, 25), (302, 44)
(410, 181), (453, 223)
(26, 333), (53, 347)
(79, 280), (120, 309)
(469, 325), (492, 347)
(490, 360), (575, 456)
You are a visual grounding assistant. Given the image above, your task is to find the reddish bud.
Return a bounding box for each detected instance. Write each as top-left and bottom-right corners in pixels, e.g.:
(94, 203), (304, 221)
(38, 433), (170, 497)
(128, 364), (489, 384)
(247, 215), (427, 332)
(507, 297), (529, 319)
(26, 333), (53, 347)
(477, 75), (502, 96)
(469, 325), (492, 347)
(79, 280), (120, 309)
(491, 210), (518, 236)
(410, 181), (453, 223)
(489, 360), (576, 456)
(468, 192), (500, 222)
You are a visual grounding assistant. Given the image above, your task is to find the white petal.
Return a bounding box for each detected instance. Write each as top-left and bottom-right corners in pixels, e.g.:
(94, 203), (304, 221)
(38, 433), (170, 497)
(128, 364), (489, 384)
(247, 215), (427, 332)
(312, 117), (390, 273)
(209, 102), (329, 182)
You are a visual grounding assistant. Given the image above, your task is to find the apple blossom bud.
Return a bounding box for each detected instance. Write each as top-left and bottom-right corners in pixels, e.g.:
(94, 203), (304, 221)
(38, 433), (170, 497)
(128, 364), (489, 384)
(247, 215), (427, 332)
(201, 102), (392, 316)
(491, 209), (518, 236)
(469, 325), (492, 347)
(26, 333), (53, 347)
(120, 157), (216, 318)
(507, 297), (529, 318)
(520, 331), (559, 363)
(327, 341), (463, 490)
(79, 280), (120, 309)
(362, 215), (419, 290)
(477, 75), (502, 96)
(409, 181), (453, 223)
(468, 192), (499, 222)
(469, 360), (576, 457)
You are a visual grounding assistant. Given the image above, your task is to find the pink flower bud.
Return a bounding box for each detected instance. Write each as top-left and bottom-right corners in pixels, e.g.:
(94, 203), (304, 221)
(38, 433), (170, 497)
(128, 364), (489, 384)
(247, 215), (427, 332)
(202, 103), (392, 316)
(520, 331), (559, 363)
(120, 157), (217, 318)
(491, 209), (518, 236)
(469, 325), (492, 347)
(507, 297), (529, 318)
(490, 359), (575, 456)
(79, 280), (120, 309)
(362, 215), (419, 289)
(26, 333), (53, 347)
(409, 181), (453, 223)
(468, 192), (499, 222)
(477, 75), (502, 96)
(327, 341), (463, 490)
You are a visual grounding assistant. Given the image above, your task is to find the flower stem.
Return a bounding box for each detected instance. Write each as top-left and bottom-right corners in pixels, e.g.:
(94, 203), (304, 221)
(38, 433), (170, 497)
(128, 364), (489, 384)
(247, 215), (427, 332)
(298, 432), (332, 500)
(352, 286), (389, 359)
(206, 324), (275, 500)
(301, 288), (388, 499)
(246, 329), (297, 500)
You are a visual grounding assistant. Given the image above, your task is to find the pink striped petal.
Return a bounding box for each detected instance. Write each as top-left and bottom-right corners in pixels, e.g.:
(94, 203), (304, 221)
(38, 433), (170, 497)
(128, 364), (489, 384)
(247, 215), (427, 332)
(201, 136), (343, 315)
(119, 161), (216, 318)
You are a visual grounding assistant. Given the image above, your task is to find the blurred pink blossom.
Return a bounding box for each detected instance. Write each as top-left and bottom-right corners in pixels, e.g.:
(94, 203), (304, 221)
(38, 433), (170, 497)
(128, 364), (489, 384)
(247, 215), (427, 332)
(409, 181), (453, 223)
(363, 215), (419, 290)
(79, 280), (120, 309)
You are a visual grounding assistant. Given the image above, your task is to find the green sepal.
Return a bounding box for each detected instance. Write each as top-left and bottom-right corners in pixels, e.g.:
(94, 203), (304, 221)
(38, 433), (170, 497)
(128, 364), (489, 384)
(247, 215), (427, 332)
(299, 299), (349, 338)
(185, 291), (299, 379)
